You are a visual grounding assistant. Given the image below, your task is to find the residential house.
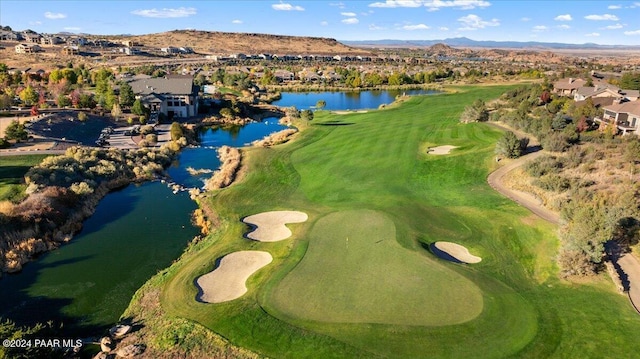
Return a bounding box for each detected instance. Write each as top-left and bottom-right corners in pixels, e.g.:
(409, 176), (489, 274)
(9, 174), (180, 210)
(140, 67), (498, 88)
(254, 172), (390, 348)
(40, 35), (63, 45)
(129, 75), (199, 118)
(598, 101), (640, 136)
(23, 33), (41, 43)
(67, 37), (88, 46)
(62, 46), (79, 55)
(0, 30), (22, 41)
(573, 86), (624, 101)
(15, 43), (42, 54)
(553, 78), (587, 96)
(274, 70), (295, 82)
(161, 47), (180, 54)
(120, 47), (140, 56)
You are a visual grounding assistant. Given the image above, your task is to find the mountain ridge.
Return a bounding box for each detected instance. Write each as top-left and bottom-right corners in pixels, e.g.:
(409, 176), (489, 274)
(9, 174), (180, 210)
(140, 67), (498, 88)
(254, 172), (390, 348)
(342, 37), (640, 50)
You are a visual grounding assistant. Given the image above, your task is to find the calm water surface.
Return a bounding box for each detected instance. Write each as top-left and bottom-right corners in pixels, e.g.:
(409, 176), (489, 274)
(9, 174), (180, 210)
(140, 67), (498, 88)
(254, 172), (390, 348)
(272, 89), (439, 110)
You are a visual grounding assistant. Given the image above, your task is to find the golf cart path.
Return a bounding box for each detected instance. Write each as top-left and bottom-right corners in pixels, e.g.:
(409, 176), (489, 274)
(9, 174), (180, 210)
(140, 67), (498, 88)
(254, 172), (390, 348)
(487, 150), (560, 225)
(486, 122), (640, 314)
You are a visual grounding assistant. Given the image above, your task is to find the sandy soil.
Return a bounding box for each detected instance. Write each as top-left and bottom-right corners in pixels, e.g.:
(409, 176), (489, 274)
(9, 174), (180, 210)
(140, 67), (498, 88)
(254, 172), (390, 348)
(332, 110), (369, 115)
(243, 211), (308, 242)
(195, 251), (273, 304)
(433, 241), (482, 264)
(427, 145), (458, 155)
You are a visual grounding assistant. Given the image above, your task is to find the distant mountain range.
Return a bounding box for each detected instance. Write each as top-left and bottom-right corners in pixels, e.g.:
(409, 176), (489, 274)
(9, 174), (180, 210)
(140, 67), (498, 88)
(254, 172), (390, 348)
(342, 37), (640, 50)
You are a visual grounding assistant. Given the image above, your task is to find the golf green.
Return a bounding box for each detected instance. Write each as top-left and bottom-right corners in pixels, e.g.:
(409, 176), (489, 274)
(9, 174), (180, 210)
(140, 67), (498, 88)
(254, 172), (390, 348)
(269, 209), (483, 325)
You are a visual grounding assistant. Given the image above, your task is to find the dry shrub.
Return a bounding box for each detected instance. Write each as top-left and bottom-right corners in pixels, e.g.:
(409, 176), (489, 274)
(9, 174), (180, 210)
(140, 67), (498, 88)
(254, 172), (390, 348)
(204, 146), (241, 190)
(252, 129), (297, 147)
(557, 248), (598, 277)
(0, 201), (15, 216)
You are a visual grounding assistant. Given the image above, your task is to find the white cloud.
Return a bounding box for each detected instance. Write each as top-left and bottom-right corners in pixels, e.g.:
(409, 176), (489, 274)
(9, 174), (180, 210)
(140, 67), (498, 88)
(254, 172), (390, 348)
(631, 2), (640, 8)
(272, 2), (305, 11)
(29, 21), (42, 26)
(320, 21), (329, 26)
(585, 14), (619, 21)
(554, 14), (572, 21)
(64, 26), (81, 31)
(624, 29), (640, 35)
(329, 2), (346, 8)
(369, 0), (424, 8)
(369, 0), (490, 10)
(44, 12), (66, 19)
(457, 14), (499, 30)
(608, 4), (622, 9)
(521, 17), (531, 22)
(341, 12), (357, 16)
(232, 19), (243, 24)
(369, 23), (386, 30)
(533, 25), (548, 32)
(131, 7), (197, 18)
(403, 24), (430, 30)
(602, 23), (623, 29)
(342, 17), (359, 24)
(439, 26), (449, 31)
(557, 24), (570, 29)
(585, 32), (600, 37)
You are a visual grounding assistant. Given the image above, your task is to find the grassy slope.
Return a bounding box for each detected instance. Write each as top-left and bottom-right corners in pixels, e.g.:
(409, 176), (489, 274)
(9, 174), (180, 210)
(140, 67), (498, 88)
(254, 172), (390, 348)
(153, 86), (640, 358)
(0, 155), (50, 202)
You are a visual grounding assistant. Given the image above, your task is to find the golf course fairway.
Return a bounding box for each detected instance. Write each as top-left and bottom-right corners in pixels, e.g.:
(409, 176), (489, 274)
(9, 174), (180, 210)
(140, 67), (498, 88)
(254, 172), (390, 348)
(128, 85), (640, 359)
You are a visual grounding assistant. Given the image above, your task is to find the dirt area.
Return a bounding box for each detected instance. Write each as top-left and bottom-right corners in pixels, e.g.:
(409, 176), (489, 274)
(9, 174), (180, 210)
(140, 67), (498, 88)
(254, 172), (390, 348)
(195, 251), (273, 303)
(242, 211), (308, 242)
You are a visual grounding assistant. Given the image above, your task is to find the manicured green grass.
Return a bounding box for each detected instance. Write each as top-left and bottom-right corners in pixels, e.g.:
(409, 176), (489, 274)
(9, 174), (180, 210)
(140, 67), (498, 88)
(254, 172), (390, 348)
(0, 154), (49, 202)
(269, 209), (483, 326)
(149, 85), (640, 358)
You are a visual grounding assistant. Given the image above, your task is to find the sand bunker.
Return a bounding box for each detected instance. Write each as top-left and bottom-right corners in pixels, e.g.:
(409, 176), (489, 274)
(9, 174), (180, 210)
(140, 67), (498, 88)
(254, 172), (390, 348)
(432, 242), (482, 264)
(196, 251), (273, 303)
(428, 145), (458, 155)
(243, 211), (308, 242)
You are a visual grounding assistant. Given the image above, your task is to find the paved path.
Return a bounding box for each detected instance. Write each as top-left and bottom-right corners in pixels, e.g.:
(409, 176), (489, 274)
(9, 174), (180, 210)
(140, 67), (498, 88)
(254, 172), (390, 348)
(617, 250), (640, 314)
(487, 150), (561, 225)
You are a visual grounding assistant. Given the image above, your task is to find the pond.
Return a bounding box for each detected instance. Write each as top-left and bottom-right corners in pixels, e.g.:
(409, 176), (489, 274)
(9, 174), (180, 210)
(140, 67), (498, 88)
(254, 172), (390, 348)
(272, 89), (440, 111)
(0, 182), (199, 336)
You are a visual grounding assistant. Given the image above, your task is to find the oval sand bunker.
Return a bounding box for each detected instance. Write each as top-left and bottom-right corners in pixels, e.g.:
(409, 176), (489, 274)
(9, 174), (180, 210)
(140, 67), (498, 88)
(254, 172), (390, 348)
(428, 145), (458, 155)
(432, 241), (482, 264)
(243, 211), (308, 242)
(196, 251), (273, 303)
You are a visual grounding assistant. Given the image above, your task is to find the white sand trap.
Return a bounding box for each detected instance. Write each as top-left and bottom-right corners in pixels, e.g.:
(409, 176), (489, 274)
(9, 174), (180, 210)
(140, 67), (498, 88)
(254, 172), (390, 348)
(243, 211), (308, 242)
(433, 241), (482, 264)
(428, 145), (458, 155)
(196, 251), (273, 303)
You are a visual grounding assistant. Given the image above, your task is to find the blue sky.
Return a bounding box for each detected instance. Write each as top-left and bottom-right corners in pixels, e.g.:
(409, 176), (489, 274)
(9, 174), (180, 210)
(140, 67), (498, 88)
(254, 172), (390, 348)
(1, 1), (639, 45)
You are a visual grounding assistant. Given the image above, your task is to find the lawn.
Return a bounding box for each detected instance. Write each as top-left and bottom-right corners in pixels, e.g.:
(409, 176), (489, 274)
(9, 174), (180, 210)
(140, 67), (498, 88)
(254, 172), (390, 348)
(0, 154), (49, 202)
(141, 85), (640, 358)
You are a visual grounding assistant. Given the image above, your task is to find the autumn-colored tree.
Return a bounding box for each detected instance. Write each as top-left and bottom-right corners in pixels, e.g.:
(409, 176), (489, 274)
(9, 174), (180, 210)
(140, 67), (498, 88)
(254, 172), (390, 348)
(30, 105), (39, 116)
(19, 85), (38, 106)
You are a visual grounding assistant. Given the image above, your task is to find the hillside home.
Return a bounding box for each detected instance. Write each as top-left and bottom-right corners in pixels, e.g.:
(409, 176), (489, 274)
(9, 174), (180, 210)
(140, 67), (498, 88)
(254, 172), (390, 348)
(0, 30), (22, 41)
(553, 78), (587, 96)
(41, 36), (63, 45)
(62, 46), (79, 55)
(598, 101), (640, 136)
(574, 85), (640, 102)
(274, 70), (295, 82)
(15, 43), (42, 54)
(161, 47), (180, 54)
(23, 34), (41, 43)
(129, 75), (199, 118)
